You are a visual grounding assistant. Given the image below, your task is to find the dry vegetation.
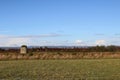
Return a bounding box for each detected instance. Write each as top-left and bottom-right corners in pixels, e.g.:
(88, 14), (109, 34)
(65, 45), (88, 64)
(0, 45), (120, 60)
(0, 52), (120, 60)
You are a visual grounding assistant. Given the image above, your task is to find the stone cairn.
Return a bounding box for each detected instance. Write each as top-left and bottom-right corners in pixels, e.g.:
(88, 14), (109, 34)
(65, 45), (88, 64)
(20, 45), (27, 54)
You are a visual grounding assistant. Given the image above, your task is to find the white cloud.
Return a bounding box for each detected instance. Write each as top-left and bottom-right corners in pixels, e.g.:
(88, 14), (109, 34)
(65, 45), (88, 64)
(0, 35), (9, 38)
(95, 40), (106, 46)
(73, 40), (86, 46)
(95, 33), (105, 36)
(0, 33), (63, 38)
(0, 37), (30, 47)
(0, 35), (64, 47)
(75, 40), (82, 44)
(18, 33), (63, 38)
(0, 33), (64, 46)
(0, 34), (120, 47)
(7, 38), (30, 46)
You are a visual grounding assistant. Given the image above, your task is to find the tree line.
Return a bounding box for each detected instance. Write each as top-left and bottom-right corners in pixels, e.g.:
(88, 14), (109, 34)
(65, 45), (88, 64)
(0, 45), (120, 53)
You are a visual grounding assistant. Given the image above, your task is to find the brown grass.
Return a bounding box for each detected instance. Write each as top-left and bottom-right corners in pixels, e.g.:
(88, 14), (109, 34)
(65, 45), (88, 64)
(0, 52), (120, 60)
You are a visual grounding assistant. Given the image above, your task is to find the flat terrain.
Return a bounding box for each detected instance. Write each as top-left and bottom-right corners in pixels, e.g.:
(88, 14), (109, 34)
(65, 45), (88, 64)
(0, 59), (120, 80)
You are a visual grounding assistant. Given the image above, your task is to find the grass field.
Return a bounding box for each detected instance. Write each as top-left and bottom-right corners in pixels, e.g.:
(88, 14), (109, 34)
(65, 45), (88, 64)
(0, 59), (120, 80)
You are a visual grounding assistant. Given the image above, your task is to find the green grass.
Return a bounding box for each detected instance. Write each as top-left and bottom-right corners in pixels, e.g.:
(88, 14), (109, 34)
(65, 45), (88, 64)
(0, 59), (120, 80)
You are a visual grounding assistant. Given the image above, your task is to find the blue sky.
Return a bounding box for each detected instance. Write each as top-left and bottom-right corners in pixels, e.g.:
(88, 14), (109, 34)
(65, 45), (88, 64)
(0, 0), (120, 46)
